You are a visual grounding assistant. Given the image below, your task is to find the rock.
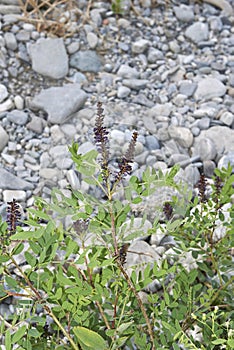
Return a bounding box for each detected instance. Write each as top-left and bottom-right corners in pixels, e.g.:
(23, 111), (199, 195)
(27, 38), (69, 79)
(26, 116), (44, 133)
(184, 165), (200, 186)
(0, 125), (9, 151)
(122, 79), (149, 90)
(143, 116), (157, 133)
(87, 32), (98, 49)
(203, 160), (216, 177)
(185, 22), (209, 43)
(197, 117), (210, 130)
(168, 126), (193, 148)
(14, 95), (24, 109)
(4, 32), (17, 50)
(117, 64), (140, 79)
(179, 81), (197, 97)
(0, 84), (8, 103)
(194, 78), (226, 101)
(7, 110), (28, 125)
(148, 103), (172, 117)
(66, 169), (80, 190)
(39, 168), (59, 180)
(117, 86), (131, 98)
(30, 84), (87, 124)
(132, 39), (149, 54)
(194, 126), (234, 155)
(145, 135), (160, 150)
(147, 47), (164, 62)
(192, 137), (217, 161)
(110, 130), (125, 145)
(126, 241), (161, 274)
(0, 168), (33, 190)
(174, 5), (194, 22)
(0, 5), (21, 14)
(67, 41), (79, 54)
(70, 50), (102, 73)
(220, 111), (234, 126)
(218, 152), (234, 171)
(3, 190), (27, 202)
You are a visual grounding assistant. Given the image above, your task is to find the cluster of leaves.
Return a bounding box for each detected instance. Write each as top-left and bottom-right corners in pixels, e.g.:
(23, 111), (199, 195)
(0, 103), (233, 350)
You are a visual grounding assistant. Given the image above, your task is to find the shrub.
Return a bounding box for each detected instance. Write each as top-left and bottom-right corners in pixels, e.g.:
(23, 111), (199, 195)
(0, 103), (233, 350)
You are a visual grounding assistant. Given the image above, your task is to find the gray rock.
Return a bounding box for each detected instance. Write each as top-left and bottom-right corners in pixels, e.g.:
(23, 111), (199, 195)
(0, 84), (8, 103)
(193, 137), (217, 161)
(218, 152), (234, 171)
(87, 32), (98, 49)
(185, 22), (209, 44)
(203, 160), (216, 178)
(184, 165), (200, 186)
(0, 168), (34, 190)
(7, 110), (28, 125)
(16, 30), (30, 41)
(143, 116), (157, 133)
(66, 169), (80, 190)
(67, 41), (79, 54)
(197, 117), (210, 130)
(90, 9), (102, 26)
(220, 111), (234, 126)
(0, 125), (8, 151)
(30, 84), (87, 124)
(70, 50), (102, 73)
(122, 79), (149, 90)
(4, 32), (17, 50)
(26, 115), (44, 133)
(148, 103), (172, 118)
(194, 78), (226, 101)
(179, 81), (197, 97)
(145, 135), (160, 150)
(194, 126), (234, 155)
(117, 86), (131, 98)
(168, 126), (193, 148)
(132, 39), (149, 54)
(174, 5), (194, 22)
(27, 38), (68, 79)
(117, 64), (140, 79)
(0, 5), (21, 14)
(49, 145), (69, 159)
(147, 47), (164, 62)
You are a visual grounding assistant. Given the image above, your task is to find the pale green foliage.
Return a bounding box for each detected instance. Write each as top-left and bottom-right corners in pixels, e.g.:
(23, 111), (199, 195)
(0, 140), (233, 349)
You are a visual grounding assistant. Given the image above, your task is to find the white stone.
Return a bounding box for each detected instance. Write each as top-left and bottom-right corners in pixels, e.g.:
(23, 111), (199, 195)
(0, 98), (14, 113)
(194, 78), (226, 101)
(14, 95), (24, 110)
(0, 84), (8, 103)
(3, 190), (27, 202)
(0, 125), (9, 151)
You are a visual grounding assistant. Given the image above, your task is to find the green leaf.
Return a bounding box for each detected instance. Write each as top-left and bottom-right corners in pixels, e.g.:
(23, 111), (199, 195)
(10, 227), (44, 240)
(73, 326), (107, 350)
(5, 275), (18, 289)
(131, 197), (142, 204)
(5, 329), (11, 350)
(25, 251), (37, 267)
(11, 243), (24, 255)
(116, 321), (134, 334)
(0, 255), (10, 263)
(227, 339), (234, 347)
(212, 339), (226, 345)
(12, 325), (27, 343)
(28, 328), (41, 338)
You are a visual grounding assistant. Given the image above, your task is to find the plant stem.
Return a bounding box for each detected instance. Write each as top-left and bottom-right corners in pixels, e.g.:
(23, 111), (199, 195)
(9, 255), (80, 350)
